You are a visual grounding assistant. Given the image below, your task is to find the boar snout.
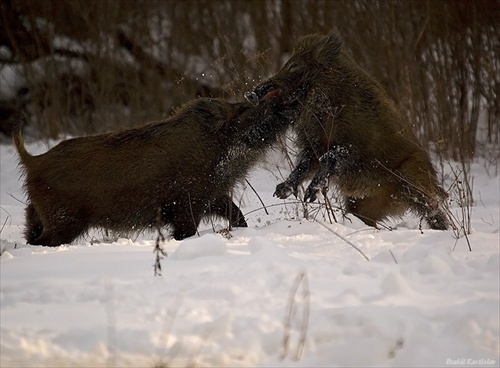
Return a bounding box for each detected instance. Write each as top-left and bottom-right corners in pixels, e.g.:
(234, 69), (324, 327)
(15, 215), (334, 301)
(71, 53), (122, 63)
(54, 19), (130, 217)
(244, 91), (259, 106)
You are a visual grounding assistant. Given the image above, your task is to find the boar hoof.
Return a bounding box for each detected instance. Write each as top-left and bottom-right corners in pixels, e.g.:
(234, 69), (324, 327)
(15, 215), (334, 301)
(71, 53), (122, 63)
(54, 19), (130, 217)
(274, 182), (296, 199)
(426, 210), (449, 230)
(304, 186), (320, 203)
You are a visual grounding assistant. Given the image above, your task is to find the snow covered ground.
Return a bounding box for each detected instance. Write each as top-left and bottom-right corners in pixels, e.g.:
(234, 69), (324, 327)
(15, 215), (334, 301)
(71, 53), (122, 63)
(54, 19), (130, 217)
(1, 141), (499, 367)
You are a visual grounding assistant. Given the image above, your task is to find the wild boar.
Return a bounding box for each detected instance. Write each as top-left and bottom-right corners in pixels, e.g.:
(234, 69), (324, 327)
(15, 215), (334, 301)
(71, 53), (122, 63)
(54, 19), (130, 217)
(245, 33), (448, 230)
(14, 97), (295, 246)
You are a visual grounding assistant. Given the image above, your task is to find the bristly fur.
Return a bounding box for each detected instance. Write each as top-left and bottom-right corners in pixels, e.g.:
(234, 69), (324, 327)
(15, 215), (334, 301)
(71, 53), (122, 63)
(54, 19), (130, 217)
(247, 33), (448, 230)
(13, 97), (296, 246)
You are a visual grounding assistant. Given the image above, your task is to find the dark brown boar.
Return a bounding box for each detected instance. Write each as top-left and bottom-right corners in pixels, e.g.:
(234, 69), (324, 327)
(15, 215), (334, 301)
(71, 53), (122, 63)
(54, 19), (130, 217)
(14, 97), (294, 246)
(246, 33), (448, 230)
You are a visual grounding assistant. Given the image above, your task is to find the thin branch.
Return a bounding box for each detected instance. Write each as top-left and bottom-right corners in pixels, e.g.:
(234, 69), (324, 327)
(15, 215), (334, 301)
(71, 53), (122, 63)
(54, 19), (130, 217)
(0, 206), (12, 235)
(243, 201), (305, 217)
(153, 207), (167, 277)
(317, 222), (370, 261)
(6, 193), (26, 205)
(245, 179), (269, 215)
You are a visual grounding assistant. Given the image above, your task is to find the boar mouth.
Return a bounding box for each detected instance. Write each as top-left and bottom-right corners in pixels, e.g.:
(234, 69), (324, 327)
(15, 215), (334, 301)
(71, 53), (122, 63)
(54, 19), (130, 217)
(261, 88), (282, 101)
(244, 84), (283, 106)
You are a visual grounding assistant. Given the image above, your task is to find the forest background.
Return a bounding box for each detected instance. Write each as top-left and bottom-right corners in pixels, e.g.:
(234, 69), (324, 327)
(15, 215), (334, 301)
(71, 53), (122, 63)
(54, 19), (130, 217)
(1, 0), (498, 165)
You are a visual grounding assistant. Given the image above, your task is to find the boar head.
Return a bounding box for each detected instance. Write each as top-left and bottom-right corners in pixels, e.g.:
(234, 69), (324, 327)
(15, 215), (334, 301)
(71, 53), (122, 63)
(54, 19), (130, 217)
(245, 33), (343, 105)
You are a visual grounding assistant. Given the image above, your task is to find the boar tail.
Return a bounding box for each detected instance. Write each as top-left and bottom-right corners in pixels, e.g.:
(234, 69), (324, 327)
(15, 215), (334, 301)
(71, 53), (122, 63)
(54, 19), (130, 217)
(12, 117), (33, 166)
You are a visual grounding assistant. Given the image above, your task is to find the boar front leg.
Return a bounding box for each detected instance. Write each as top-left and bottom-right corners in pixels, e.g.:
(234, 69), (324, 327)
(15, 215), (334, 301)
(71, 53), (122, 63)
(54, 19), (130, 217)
(274, 148), (316, 199)
(210, 195), (248, 228)
(304, 146), (349, 203)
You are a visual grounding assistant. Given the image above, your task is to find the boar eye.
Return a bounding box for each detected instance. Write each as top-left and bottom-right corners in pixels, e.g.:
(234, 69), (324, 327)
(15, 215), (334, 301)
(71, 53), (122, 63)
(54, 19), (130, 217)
(288, 62), (299, 72)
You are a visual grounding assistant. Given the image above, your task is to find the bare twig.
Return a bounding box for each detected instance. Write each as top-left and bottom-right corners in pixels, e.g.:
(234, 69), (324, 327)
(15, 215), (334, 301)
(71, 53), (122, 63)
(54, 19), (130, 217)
(154, 207), (167, 277)
(7, 193), (26, 205)
(243, 201), (306, 218)
(447, 164), (473, 251)
(317, 222), (370, 261)
(245, 179), (269, 215)
(0, 207), (12, 235)
(321, 187), (338, 224)
(187, 192), (200, 238)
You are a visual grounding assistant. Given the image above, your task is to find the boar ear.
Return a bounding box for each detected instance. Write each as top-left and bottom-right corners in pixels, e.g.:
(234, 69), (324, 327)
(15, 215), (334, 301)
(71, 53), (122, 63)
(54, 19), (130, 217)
(314, 33), (343, 65)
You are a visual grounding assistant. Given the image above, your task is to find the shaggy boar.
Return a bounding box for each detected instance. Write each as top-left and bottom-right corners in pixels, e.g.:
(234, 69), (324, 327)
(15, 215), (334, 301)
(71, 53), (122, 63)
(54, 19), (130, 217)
(14, 97), (295, 246)
(246, 33), (448, 230)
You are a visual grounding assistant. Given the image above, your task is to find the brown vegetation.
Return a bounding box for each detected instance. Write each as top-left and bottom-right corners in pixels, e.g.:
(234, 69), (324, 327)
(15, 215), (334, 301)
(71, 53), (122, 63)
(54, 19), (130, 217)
(1, 0), (498, 163)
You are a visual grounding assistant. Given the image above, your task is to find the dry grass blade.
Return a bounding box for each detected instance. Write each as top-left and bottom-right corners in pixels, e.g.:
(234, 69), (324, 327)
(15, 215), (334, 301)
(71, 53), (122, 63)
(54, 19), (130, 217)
(154, 295), (185, 368)
(104, 279), (117, 367)
(446, 164), (473, 251)
(281, 271), (310, 362)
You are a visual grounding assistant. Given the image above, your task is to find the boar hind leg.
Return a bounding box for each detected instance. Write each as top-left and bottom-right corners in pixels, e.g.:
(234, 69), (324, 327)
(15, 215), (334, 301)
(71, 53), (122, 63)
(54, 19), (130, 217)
(345, 195), (402, 229)
(25, 203), (44, 244)
(29, 217), (88, 246)
(210, 195), (247, 228)
(407, 192), (449, 230)
(424, 209), (449, 230)
(27, 207), (88, 246)
(400, 180), (449, 230)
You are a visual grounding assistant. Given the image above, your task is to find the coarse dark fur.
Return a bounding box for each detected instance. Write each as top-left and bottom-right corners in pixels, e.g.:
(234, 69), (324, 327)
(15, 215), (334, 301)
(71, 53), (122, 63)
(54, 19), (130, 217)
(14, 97), (295, 246)
(246, 33), (448, 230)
